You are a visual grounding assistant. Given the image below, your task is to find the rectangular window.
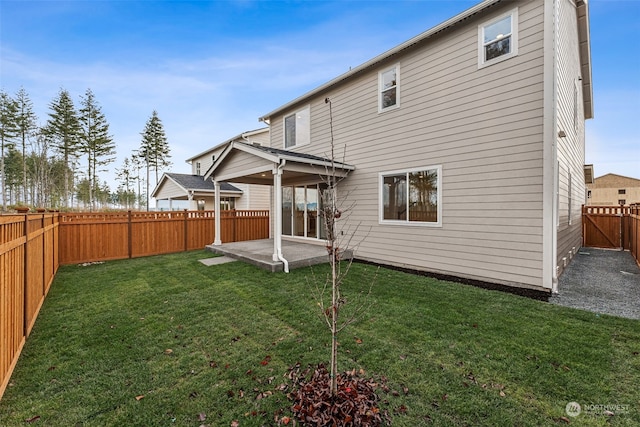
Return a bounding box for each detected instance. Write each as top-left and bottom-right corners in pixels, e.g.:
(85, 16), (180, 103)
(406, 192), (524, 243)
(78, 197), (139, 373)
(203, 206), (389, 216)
(478, 9), (518, 68)
(284, 105), (310, 148)
(196, 162), (201, 175)
(380, 166), (441, 226)
(618, 200), (626, 205)
(618, 189), (626, 195)
(379, 64), (399, 112)
(587, 190), (591, 199)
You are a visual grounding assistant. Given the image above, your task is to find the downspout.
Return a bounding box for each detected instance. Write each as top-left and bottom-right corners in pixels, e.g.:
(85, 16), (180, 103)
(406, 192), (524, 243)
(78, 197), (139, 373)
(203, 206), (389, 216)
(543, 0), (559, 293)
(274, 159), (289, 272)
(550, 0), (560, 294)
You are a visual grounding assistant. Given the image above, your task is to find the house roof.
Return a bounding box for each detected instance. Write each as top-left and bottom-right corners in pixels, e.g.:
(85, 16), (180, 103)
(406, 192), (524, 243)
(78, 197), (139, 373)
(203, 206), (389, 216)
(593, 173), (640, 186)
(185, 127), (269, 163)
(258, 0), (502, 122)
(258, 0), (593, 121)
(151, 173), (242, 198)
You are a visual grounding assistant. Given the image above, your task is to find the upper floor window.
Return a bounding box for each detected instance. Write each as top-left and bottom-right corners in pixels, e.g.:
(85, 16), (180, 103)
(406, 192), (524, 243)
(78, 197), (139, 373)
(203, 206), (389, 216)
(478, 9), (518, 68)
(284, 105), (310, 149)
(379, 64), (399, 112)
(379, 166), (442, 226)
(196, 162), (201, 175)
(618, 189), (626, 195)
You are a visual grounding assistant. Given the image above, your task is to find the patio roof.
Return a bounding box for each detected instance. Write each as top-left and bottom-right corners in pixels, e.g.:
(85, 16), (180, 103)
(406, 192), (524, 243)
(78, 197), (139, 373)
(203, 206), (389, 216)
(203, 141), (355, 185)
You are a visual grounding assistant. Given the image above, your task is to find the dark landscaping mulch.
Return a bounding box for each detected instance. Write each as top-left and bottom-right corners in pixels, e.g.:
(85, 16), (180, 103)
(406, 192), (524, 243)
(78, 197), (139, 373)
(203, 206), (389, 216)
(287, 363), (392, 426)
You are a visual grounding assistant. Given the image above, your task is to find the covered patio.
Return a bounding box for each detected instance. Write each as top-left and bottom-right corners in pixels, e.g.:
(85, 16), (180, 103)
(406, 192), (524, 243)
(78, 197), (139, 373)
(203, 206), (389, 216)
(204, 140), (355, 272)
(205, 238), (352, 272)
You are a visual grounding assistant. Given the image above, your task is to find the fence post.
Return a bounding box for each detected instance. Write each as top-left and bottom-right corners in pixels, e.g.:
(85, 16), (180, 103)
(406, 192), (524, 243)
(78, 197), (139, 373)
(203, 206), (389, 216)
(184, 209), (189, 252)
(233, 210), (237, 242)
(22, 213), (28, 337)
(128, 210), (132, 259)
(41, 213), (45, 298)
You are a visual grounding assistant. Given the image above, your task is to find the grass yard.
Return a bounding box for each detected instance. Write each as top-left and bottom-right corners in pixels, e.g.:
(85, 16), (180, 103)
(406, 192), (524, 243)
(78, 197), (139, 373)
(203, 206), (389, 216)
(0, 250), (638, 426)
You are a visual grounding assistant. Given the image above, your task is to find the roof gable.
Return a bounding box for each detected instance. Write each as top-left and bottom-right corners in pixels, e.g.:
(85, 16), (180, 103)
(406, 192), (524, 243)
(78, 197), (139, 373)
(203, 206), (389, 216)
(151, 173), (241, 198)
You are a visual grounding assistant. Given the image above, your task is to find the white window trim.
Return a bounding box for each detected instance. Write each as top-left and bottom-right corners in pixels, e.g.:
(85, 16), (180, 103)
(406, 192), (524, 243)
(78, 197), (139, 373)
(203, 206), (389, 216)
(478, 8), (519, 69)
(378, 63), (400, 113)
(378, 165), (442, 227)
(283, 105), (311, 149)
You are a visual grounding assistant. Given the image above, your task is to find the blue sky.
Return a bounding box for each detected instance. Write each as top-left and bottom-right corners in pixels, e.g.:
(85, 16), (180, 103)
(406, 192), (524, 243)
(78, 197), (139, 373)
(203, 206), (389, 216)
(1, 0), (639, 192)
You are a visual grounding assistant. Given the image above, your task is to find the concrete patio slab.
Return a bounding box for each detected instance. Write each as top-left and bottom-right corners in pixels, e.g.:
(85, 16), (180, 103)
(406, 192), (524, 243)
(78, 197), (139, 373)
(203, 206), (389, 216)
(199, 256), (238, 266)
(205, 239), (351, 272)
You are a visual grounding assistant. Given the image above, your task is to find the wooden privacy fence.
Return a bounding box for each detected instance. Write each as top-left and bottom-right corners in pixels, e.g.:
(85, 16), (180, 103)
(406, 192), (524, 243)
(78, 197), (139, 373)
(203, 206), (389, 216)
(0, 213), (59, 400)
(58, 210), (270, 264)
(1, 209), (269, 400)
(582, 205), (640, 265)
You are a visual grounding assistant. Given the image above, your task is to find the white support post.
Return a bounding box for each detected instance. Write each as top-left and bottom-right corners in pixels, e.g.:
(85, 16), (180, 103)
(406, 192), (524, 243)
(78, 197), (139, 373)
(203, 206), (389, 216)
(273, 166), (282, 262)
(214, 181), (222, 245)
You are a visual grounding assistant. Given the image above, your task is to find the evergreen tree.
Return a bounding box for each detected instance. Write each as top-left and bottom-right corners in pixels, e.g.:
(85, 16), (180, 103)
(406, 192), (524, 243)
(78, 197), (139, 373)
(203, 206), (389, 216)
(0, 90), (19, 210)
(78, 89), (115, 211)
(15, 87), (38, 204)
(139, 110), (171, 209)
(4, 146), (23, 205)
(116, 156), (136, 209)
(45, 88), (81, 207)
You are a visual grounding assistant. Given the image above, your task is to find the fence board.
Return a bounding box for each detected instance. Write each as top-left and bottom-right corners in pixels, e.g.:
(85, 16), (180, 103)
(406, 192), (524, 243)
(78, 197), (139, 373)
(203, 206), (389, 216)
(1, 213), (58, 401)
(58, 210), (269, 264)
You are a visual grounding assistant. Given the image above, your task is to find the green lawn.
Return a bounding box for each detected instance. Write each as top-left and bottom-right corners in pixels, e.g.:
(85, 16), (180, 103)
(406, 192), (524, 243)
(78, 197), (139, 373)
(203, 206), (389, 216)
(0, 250), (638, 426)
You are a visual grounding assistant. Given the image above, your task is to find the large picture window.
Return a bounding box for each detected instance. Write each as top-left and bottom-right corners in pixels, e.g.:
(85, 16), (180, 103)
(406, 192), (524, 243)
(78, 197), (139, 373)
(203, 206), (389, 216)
(380, 166), (441, 226)
(379, 64), (399, 112)
(478, 9), (518, 68)
(284, 105), (310, 148)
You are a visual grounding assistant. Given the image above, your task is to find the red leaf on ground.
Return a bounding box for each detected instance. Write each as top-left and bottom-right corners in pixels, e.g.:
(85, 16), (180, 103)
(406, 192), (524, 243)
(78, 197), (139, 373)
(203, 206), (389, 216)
(354, 337), (363, 344)
(260, 355), (272, 366)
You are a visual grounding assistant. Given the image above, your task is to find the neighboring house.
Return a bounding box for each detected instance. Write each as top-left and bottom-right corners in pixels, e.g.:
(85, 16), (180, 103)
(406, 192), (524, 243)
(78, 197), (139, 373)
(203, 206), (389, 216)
(153, 128), (271, 210)
(586, 173), (640, 206)
(151, 173), (243, 210)
(205, 0), (593, 294)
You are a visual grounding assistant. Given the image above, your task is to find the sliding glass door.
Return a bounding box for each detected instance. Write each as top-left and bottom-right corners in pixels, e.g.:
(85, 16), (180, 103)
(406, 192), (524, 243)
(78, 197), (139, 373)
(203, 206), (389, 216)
(282, 184), (321, 239)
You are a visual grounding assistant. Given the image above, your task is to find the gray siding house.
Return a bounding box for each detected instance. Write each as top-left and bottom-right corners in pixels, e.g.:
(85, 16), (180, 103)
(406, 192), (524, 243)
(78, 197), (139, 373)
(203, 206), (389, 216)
(205, 0), (593, 294)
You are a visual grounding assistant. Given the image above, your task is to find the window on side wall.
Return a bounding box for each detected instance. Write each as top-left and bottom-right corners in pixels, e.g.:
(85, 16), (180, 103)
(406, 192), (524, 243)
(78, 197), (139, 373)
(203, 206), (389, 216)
(379, 64), (399, 112)
(196, 162), (201, 175)
(478, 8), (518, 68)
(284, 105), (310, 149)
(379, 166), (441, 226)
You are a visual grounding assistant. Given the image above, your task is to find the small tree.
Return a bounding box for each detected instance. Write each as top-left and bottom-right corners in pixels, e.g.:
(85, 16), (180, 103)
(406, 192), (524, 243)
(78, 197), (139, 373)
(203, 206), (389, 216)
(314, 98), (373, 396)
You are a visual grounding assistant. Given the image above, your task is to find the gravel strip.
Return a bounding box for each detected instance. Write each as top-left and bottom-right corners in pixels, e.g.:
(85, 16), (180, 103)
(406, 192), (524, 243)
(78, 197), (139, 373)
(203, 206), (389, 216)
(550, 248), (640, 319)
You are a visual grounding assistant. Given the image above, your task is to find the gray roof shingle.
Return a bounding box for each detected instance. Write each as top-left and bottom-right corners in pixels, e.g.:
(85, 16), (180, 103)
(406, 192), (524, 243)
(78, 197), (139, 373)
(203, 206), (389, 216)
(166, 173), (241, 192)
